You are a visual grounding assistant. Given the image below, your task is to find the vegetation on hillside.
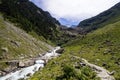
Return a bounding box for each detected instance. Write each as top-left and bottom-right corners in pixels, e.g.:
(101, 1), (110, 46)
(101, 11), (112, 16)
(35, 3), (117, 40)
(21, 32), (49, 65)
(0, 0), (61, 43)
(64, 20), (120, 79)
(0, 0), (77, 45)
(77, 2), (120, 33)
(0, 0), (119, 80)
(30, 18), (120, 80)
(0, 14), (53, 70)
(30, 53), (99, 80)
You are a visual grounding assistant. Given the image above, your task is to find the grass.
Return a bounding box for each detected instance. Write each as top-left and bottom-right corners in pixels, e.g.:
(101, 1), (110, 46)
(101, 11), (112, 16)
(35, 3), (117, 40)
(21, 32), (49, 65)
(30, 20), (120, 80)
(0, 7), (120, 80)
(63, 21), (120, 79)
(0, 14), (53, 70)
(30, 53), (99, 80)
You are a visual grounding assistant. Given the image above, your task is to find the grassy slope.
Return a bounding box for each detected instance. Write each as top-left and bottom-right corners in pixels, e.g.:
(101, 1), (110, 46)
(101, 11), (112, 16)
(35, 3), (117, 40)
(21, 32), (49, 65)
(30, 20), (120, 80)
(0, 0), (61, 43)
(0, 15), (53, 68)
(64, 21), (120, 79)
(30, 53), (99, 80)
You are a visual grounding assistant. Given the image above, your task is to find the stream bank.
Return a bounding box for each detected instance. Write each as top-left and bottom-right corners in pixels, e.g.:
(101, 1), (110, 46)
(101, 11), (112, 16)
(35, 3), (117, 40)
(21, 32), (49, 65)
(0, 47), (61, 80)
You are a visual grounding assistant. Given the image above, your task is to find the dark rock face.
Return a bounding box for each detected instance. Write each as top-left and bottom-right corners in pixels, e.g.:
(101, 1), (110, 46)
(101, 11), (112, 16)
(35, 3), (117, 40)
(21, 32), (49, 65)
(55, 48), (64, 54)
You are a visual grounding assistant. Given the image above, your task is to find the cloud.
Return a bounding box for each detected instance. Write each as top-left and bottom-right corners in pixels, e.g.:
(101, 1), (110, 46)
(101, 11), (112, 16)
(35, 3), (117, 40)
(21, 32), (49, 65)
(30, 0), (120, 26)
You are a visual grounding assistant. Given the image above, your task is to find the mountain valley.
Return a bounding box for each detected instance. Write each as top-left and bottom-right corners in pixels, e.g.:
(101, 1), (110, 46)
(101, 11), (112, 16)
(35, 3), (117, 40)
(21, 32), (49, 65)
(0, 0), (120, 80)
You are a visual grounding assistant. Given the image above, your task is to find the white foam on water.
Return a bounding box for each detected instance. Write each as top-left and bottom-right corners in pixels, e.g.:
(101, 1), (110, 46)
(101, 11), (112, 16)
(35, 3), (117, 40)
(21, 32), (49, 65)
(0, 64), (43, 80)
(0, 47), (60, 80)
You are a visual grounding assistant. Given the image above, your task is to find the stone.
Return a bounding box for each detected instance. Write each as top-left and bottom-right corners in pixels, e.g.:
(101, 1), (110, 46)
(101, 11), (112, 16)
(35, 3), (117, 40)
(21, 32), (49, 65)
(2, 67), (11, 73)
(103, 48), (112, 54)
(102, 62), (107, 67)
(18, 60), (35, 68)
(74, 63), (81, 69)
(96, 59), (100, 61)
(10, 40), (20, 47)
(6, 61), (18, 66)
(29, 54), (33, 57)
(1, 47), (8, 53)
(26, 73), (31, 77)
(25, 60), (34, 66)
(103, 40), (113, 46)
(109, 71), (116, 75)
(115, 61), (120, 65)
(18, 61), (25, 68)
(80, 62), (86, 67)
(55, 48), (64, 54)
(0, 71), (3, 76)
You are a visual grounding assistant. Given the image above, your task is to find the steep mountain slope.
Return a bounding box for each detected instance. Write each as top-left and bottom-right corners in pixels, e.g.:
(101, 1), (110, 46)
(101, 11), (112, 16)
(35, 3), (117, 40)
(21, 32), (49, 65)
(0, 0), (60, 42)
(0, 14), (54, 73)
(0, 0), (77, 45)
(77, 2), (120, 33)
(64, 20), (120, 79)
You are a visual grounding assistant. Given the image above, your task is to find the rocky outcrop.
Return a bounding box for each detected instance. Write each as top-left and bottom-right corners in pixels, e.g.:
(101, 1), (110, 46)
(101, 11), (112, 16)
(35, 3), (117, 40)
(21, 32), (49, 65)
(18, 60), (35, 68)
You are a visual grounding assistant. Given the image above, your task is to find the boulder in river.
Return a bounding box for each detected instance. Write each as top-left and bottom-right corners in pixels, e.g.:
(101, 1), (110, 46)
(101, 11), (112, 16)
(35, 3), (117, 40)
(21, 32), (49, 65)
(26, 73), (32, 77)
(0, 71), (6, 76)
(18, 61), (25, 68)
(55, 48), (64, 54)
(18, 60), (35, 68)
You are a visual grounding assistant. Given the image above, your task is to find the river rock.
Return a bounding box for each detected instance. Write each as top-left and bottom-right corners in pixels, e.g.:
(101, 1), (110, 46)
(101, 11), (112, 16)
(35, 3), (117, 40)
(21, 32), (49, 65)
(18, 61), (25, 68)
(6, 61), (18, 66)
(25, 60), (34, 66)
(18, 60), (35, 68)
(0, 71), (6, 76)
(0, 71), (2, 76)
(55, 48), (64, 54)
(26, 73), (32, 77)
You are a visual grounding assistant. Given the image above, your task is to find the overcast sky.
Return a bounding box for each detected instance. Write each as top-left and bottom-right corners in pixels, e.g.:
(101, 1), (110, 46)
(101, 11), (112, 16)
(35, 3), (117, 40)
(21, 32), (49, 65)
(30, 0), (120, 26)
